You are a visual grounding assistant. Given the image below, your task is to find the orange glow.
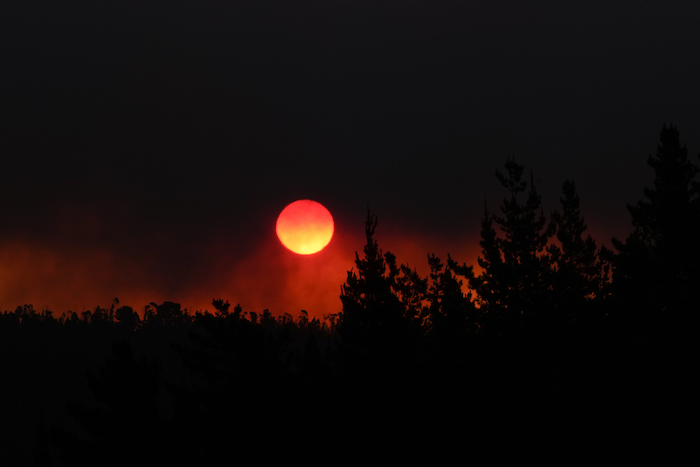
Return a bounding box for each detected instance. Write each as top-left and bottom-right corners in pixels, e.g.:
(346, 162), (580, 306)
(276, 200), (334, 255)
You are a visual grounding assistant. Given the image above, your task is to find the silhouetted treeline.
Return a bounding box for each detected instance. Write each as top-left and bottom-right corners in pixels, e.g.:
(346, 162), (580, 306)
(1, 124), (696, 465)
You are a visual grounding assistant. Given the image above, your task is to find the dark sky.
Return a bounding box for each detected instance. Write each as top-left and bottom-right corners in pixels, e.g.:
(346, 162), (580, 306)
(1, 0), (699, 317)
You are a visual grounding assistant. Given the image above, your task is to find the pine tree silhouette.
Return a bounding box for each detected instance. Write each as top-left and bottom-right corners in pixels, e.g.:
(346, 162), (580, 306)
(611, 124), (700, 323)
(426, 254), (476, 338)
(548, 180), (610, 324)
(386, 251), (429, 327)
(338, 209), (417, 359)
(456, 158), (555, 333)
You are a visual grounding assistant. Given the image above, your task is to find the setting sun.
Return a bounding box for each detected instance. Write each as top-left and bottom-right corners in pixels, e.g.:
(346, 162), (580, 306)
(276, 199), (334, 255)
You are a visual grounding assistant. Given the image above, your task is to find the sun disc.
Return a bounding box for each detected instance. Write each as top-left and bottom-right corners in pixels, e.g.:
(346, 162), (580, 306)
(276, 200), (334, 255)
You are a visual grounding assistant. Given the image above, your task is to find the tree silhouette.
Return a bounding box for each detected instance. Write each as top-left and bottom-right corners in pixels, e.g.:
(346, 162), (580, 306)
(144, 301), (191, 326)
(386, 251), (429, 327)
(611, 124), (700, 323)
(335, 209), (433, 458)
(548, 180), (610, 324)
(426, 254), (477, 338)
(337, 209), (420, 359)
(455, 158), (555, 333)
(114, 305), (140, 331)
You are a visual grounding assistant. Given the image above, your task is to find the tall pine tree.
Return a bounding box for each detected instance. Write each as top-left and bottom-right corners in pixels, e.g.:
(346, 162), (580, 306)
(611, 124), (699, 322)
(548, 180), (610, 324)
(337, 209), (423, 364)
(452, 158), (555, 333)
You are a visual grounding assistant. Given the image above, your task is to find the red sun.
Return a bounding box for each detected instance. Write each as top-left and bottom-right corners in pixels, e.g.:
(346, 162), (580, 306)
(276, 200), (334, 255)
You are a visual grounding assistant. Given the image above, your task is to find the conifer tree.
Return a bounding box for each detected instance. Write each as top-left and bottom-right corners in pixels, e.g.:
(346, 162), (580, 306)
(548, 180), (610, 323)
(450, 202), (502, 318)
(426, 254), (476, 337)
(611, 124), (699, 320)
(387, 252), (429, 327)
(338, 210), (420, 358)
(452, 158), (555, 332)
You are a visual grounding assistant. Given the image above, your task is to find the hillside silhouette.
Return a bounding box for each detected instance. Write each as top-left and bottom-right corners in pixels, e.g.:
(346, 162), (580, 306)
(1, 125), (696, 465)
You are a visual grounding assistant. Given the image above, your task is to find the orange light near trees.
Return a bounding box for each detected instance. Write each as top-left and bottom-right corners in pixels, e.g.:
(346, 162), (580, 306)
(276, 200), (334, 255)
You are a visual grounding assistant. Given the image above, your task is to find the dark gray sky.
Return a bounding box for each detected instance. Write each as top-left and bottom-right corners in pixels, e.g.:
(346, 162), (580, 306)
(1, 0), (699, 316)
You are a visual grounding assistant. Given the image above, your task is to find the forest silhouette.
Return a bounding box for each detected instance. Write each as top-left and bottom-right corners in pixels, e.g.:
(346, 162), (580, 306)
(2, 125), (696, 465)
